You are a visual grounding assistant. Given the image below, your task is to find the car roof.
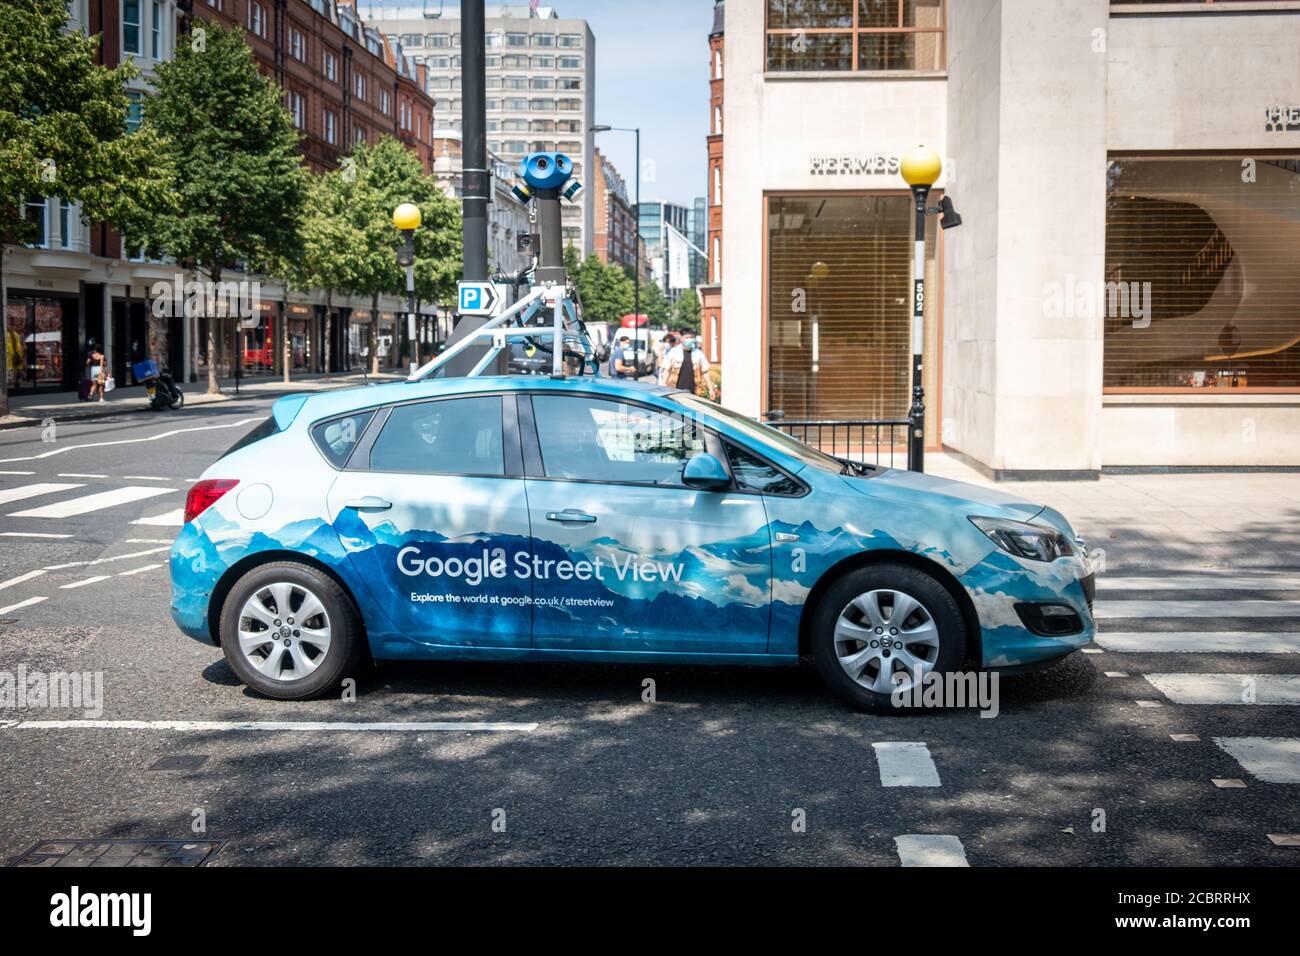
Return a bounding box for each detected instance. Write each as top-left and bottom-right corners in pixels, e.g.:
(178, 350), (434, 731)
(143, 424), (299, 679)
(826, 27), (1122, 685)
(281, 374), (678, 427)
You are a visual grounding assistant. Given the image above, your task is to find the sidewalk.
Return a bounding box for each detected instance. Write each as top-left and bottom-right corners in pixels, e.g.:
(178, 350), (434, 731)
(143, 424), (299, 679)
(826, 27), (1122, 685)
(0, 371), (405, 430)
(927, 452), (1300, 571)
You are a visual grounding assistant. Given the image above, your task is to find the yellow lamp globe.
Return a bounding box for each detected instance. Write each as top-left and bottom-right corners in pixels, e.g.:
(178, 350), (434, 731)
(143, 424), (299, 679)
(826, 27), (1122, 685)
(900, 146), (942, 187)
(392, 203), (422, 231)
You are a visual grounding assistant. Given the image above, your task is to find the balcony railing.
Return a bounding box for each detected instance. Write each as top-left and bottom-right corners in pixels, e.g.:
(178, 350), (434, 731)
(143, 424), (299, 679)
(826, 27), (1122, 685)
(763, 416), (914, 470)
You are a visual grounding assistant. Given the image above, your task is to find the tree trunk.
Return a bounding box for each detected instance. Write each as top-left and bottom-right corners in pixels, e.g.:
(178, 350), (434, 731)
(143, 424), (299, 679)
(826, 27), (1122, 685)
(323, 292), (332, 376)
(207, 264), (221, 395)
(0, 244), (10, 418)
(369, 292), (379, 375)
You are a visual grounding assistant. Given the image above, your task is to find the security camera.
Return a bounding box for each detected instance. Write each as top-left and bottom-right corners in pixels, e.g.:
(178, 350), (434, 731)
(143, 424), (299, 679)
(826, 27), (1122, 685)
(938, 195), (962, 230)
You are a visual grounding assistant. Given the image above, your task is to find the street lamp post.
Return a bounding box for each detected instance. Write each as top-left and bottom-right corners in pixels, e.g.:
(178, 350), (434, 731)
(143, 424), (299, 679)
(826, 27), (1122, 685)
(899, 145), (961, 473)
(393, 202), (422, 375)
(591, 124), (641, 378)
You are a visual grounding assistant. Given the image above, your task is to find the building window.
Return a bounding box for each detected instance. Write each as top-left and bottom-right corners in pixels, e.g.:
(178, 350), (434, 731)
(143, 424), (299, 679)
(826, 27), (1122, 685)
(766, 193), (939, 425)
(531, 33), (555, 47)
(714, 47), (723, 79)
(125, 91), (144, 132)
(353, 124), (366, 145)
(380, 89), (390, 115)
(713, 166), (721, 205)
(122, 0), (141, 55)
(354, 73), (366, 100)
(427, 33), (451, 47)
(713, 104), (722, 134)
(26, 200), (49, 248)
(402, 33), (425, 48)
(529, 76), (553, 90)
(558, 76), (581, 91)
(151, 1), (163, 58)
(765, 0), (946, 73)
(286, 90), (304, 129)
(290, 27), (304, 61)
(1104, 155), (1300, 391)
(556, 98), (581, 112)
(712, 236), (721, 282)
(324, 50), (338, 82)
(505, 32), (527, 47)
(248, 3), (264, 38)
(59, 200), (74, 249)
(557, 55), (582, 70)
(558, 33), (582, 48)
(530, 55), (554, 69)
(529, 98), (556, 112)
(324, 109), (337, 145)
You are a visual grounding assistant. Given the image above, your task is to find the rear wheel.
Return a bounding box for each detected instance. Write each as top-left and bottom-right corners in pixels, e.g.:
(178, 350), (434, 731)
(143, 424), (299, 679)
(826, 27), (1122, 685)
(169, 388), (184, 410)
(811, 564), (966, 712)
(219, 562), (363, 700)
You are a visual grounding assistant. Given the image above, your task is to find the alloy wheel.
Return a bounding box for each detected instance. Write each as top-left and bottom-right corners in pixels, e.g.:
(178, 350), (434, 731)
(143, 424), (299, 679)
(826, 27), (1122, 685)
(236, 582), (332, 682)
(833, 588), (941, 694)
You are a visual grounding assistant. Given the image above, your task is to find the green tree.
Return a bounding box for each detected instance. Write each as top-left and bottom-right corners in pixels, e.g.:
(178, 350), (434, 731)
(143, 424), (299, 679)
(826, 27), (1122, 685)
(139, 20), (308, 393)
(573, 254), (635, 328)
(563, 242), (581, 277)
(670, 287), (701, 333)
(0, 0), (173, 413)
(297, 168), (369, 377)
(639, 279), (672, 327)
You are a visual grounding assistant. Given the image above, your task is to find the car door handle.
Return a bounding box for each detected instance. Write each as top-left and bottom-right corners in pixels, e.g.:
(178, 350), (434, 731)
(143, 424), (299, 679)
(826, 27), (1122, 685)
(546, 510), (597, 523)
(343, 496), (392, 512)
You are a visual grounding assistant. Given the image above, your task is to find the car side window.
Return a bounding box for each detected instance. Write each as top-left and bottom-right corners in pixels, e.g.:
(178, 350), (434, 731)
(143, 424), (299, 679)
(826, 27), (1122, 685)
(311, 411), (375, 468)
(369, 396), (505, 476)
(532, 394), (706, 485)
(725, 442), (802, 496)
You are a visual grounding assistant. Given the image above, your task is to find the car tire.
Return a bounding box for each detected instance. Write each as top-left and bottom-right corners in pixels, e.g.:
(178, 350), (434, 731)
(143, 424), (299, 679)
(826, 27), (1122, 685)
(811, 563), (967, 713)
(219, 561), (363, 701)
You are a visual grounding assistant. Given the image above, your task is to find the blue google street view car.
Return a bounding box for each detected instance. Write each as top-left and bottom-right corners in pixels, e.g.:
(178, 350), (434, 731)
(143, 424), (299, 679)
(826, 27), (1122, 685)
(170, 376), (1095, 711)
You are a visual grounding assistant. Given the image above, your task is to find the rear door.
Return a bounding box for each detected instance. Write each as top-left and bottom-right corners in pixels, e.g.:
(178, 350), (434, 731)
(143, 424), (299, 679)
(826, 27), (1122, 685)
(325, 393), (534, 649)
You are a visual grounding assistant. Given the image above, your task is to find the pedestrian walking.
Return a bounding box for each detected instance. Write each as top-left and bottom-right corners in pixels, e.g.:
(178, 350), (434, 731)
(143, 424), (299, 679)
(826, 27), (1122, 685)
(660, 334), (716, 400)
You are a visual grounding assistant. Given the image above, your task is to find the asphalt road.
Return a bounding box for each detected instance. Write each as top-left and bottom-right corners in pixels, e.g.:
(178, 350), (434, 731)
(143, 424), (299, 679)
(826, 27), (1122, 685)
(0, 394), (1297, 866)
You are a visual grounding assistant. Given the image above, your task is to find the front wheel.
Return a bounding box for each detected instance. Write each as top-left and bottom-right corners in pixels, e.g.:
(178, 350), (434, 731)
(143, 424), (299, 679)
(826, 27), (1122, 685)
(218, 562), (363, 700)
(811, 564), (967, 712)
(169, 388), (184, 410)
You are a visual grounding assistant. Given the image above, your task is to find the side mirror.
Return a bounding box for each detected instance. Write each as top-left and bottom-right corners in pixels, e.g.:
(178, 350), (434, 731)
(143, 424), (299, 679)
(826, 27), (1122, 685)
(682, 453), (730, 490)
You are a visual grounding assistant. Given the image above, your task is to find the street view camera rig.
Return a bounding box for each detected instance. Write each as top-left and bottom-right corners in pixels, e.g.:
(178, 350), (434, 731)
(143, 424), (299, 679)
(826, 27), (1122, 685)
(407, 151), (597, 381)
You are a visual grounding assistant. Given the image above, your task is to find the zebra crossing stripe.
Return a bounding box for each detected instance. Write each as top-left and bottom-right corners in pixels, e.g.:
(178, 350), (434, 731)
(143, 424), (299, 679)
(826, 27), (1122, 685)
(1097, 599), (1300, 619)
(1145, 674), (1300, 705)
(9, 486), (174, 519)
(0, 570), (47, 591)
(1213, 737), (1300, 783)
(1096, 632), (1300, 654)
(0, 596), (47, 615)
(873, 741), (941, 787)
(132, 509), (184, 526)
(60, 575), (111, 590)
(0, 483), (84, 506)
(894, 834), (969, 867)
(1097, 574), (1300, 592)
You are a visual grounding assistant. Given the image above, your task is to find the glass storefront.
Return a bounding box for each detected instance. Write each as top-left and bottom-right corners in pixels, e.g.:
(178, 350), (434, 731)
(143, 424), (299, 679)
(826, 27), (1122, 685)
(1104, 155), (1300, 390)
(6, 295), (74, 390)
(765, 193), (939, 432)
(765, 0), (946, 73)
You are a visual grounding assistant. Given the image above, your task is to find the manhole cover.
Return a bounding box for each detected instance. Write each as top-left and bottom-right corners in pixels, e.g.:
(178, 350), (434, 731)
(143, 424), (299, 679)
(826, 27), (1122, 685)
(148, 754), (209, 772)
(9, 840), (223, 867)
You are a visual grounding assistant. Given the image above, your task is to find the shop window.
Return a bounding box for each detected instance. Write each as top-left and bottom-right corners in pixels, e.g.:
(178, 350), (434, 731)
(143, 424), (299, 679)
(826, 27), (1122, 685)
(1104, 156), (1300, 391)
(765, 0), (945, 73)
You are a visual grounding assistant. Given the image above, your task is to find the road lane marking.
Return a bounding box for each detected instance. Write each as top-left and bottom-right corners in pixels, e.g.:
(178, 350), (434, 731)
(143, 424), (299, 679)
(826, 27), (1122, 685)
(1146, 674), (1300, 705)
(873, 741), (941, 787)
(894, 835), (969, 867)
(126, 538), (173, 544)
(1267, 834), (1300, 846)
(1097, 632), (1300, 654)
(60, 575), (112, 590)
(0, 570), (48, 590)
(0, 532), (72, 539)
(0, 470), (36, 476)
(43, 546), (171, 571)
(118, 563), (163, 576)
(1097, 600), (1300, 619)
(122, 475), (169, 481)
(132, 509), (184, 526)
(7, 719), (540, 732)
(1098, 574), (1300, 591)
(0, 596), (47, 615)
(1213, 737), (1300, 783)
(0, 483), (84, 506)
(0, 418), (261, 463)
(57, 473), (108, 479)
(10, 486), (174, 519)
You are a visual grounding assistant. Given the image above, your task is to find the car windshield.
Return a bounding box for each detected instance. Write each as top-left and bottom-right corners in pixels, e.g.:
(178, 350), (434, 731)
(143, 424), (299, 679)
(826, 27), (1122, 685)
(670, 393), (843, 473)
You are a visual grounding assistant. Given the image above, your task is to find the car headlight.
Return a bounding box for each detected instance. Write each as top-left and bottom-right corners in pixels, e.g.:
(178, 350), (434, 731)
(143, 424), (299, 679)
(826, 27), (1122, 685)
(969, 516), (1075, 562)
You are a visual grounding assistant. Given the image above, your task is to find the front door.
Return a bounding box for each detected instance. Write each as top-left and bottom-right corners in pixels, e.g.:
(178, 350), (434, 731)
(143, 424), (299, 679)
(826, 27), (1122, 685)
(327, 394), (534, 648)
(520, 392), (772, 655)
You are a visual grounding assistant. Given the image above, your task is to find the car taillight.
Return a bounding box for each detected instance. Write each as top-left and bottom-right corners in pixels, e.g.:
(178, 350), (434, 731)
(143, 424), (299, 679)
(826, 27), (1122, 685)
(185, 479), (239, 523)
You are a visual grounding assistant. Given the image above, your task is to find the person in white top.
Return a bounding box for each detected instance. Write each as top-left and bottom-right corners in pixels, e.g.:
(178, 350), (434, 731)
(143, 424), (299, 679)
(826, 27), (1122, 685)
(659, 335), (716, 400)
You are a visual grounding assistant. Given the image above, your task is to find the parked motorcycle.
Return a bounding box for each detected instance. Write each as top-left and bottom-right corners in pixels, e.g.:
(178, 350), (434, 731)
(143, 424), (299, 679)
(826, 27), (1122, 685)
(132, 359), (184, 411)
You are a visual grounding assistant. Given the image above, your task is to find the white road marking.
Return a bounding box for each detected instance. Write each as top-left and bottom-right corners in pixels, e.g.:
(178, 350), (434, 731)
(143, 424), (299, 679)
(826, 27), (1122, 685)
(8, 719), (540, 732)
(894, 834), (969, 867)
(57, 473), (108, 479)
(43, 546), (171, 571)
(1146, 674), (1300, 705)
(1212, 778), (1247, 788)
(132, 509), (184, 526)
(1098, 574), (1300, 591)
(1097, 600), (1300, 619)
(0, 470), (36, 476)
(873, 741), (941, 787)
(122, 475), (169, 481)
(0, 482), (84, 506)
(1097, 632), (1300, 654)
(1267, 834), (1300, 846)
(1170, 734), (1201, 742)
(126, 538), (173, 544)
(0, 570), (47, 590)
(1213, 737), (1300, 783)
(118, 563), (163, 576)
(60, 575), (112, 590)
(0, 596), (47, 615)
(0, 417), (260, 464)
(0, 532), (72, 539)
(10, 485), (174, 519)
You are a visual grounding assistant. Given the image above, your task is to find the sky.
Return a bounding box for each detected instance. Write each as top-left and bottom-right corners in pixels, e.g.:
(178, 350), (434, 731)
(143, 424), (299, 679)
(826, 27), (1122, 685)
(371, 1), (716, 207)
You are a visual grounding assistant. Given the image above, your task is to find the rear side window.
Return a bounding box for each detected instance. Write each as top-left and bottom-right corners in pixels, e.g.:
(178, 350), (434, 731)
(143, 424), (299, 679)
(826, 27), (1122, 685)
(369, 396), (504, 476)
(221, 416), (279, 459)
(312, 411), (375, 468)
(725, 442), (803, 496)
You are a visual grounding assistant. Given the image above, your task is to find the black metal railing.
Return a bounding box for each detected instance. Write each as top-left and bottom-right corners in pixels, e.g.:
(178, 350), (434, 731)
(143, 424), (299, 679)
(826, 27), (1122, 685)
(763, 416), (915, 470)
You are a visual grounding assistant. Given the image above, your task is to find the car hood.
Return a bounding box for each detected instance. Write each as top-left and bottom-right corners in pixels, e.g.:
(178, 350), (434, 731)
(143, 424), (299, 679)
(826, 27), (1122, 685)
(840, 466), (1045, 522)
